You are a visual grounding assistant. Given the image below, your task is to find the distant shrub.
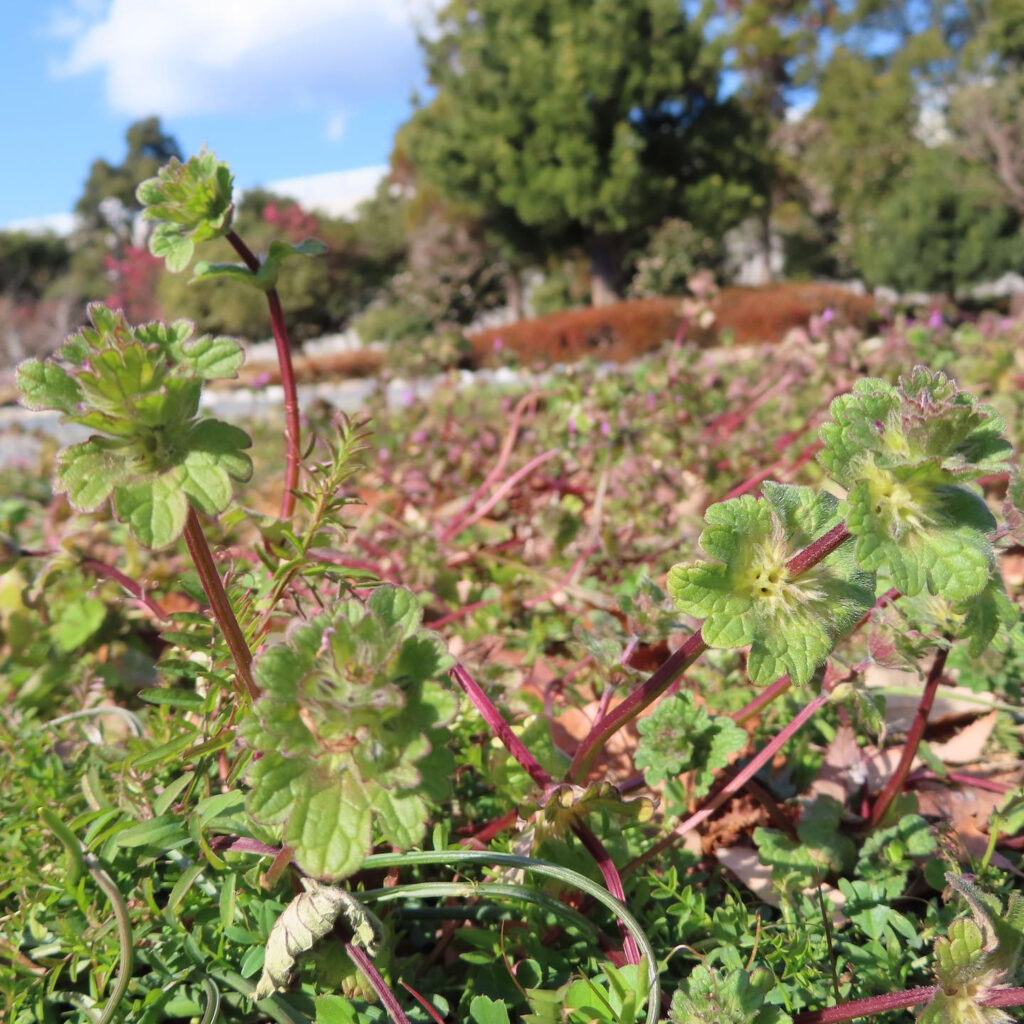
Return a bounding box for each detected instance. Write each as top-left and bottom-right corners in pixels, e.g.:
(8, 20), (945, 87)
(466, 298), (683, 366)
(708, 282), (875, 345)
(629, 219), (721, 298)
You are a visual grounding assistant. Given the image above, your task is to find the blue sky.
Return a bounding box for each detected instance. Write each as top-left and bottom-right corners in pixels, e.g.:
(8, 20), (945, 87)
(1, 1), (432, 228)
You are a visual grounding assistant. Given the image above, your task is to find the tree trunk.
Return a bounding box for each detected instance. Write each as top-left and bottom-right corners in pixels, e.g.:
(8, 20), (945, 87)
(505, 270), (523, 321)
(588, 236), (624, 307)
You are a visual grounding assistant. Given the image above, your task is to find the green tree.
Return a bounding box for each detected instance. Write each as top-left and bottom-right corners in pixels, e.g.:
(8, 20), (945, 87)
(75, 117), (183, 234)
(0, 231), (70, 302)
(159, 188), (407, 342)
(852, 146), (1024, 293)
(402, 0), (761, 305)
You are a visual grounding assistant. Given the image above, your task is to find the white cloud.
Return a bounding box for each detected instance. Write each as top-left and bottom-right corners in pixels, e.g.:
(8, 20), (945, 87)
(49, 0), (429, 117)
(264, 165), (387, 219)
(4, 213), (78, 236)
(324, 111), (347, 143)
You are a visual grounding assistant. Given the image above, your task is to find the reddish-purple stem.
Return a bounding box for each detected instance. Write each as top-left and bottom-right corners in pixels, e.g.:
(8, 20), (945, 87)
(567, 521), (853, 782)
(346, 943), (411, 1024)
(571, 822), (641, 965)
(226, 229), (301, 519)
(442, 389), (548, 541)
(674, 690), (830, 839)
(870, 644), (950, 826)
(442, 449), (560, 542)
(183, 508), (258, 701)
(450, 662), (552, 789)
(566, 631), (708, 782)
(794, 986), (1024, 1023)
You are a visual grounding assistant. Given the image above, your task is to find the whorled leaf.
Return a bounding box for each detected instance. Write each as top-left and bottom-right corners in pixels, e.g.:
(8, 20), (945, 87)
(136, 151), (235, 271)
(918, 874), (1024, 1024)
(668, 482), (875, 686)
(241, 586), (457, 881)
(16, 304), (251, 548)
(820, 368), (1013, 601)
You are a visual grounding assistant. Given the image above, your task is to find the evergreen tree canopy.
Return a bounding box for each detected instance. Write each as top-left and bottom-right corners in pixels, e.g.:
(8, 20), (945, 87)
(401, 0), (762, 303)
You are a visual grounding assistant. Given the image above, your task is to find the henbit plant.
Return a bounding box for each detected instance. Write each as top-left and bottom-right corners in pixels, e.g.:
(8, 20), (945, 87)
(8, 150), (1024, 1024)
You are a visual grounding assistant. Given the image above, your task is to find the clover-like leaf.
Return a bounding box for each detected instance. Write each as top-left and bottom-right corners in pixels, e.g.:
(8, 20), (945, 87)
(241, 587), (456, 881)
(636, 690), (747, 794)
(16, 304), (251, 548)
(137, 151), (235, 271)
(668, 483), (875, 686)
(820, 369), (1013, 602)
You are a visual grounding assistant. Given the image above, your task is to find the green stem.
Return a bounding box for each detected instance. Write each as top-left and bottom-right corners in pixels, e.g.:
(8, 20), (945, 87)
(86, 854), (134, 1024)
(361, 850), (660, 1024)
(183, 507), (258, 701)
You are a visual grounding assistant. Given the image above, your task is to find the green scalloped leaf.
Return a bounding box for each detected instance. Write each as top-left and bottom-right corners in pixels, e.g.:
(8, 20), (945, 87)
(16, 360), (81, 413)
(16, 304), (251, 548)
(636, 691), (747, 794)
(242, 587), (456, 881)
(820, 369), (1013, 603)
(668, 484), (874, 686)
(114, 472), (189, 550)
(670, 965), (790, 1024)
(137, 151), (234, 271)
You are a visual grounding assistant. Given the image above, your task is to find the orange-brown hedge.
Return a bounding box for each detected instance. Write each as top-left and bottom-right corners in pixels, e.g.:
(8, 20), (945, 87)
(466, 283), (876, 367)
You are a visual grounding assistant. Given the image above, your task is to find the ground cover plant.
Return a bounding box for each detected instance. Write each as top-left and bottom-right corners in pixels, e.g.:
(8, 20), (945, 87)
(3, 152), (1024, 1024)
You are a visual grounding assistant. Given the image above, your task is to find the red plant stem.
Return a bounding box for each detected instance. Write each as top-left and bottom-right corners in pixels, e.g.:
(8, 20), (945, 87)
(79, 558), (170, 621)
(346, 943), (410, 1024)
(425, 598), (498, 631)
(566, 632), (708, 782)
(442, 449), (561, 542)
(571, 822), (642, 965)
(399, 982), (446, 1024)
(226, 229), (301, 520)
(183, 508), (258, 701)
(906, 769), (1012, 794)
(719, 440), (824, 504)
(461, 809), (518, 847)
(793, 985), (1024, 1023)
(673, 690), (830, 840)
(870, 644), (950, 826)
(21, 547), (172, 623)
(792, 986), (937, 1023)
(567, 520), (853, 782)
(450, 662), (552, 790)
(442, 389), (549, 541)
(731, 675), (792, 725)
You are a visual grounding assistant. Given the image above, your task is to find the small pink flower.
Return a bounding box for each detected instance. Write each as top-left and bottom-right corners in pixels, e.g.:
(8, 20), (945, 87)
(600, 419), (611, 438)
(493, 336), (504, 352)
(645, 392), (657, 411)
(927, 310), (943, 329)
(411, 429), (428, 444)
(822, 306), (835, 324)
(568, 417), (577, 435)
(378, 447), (389, 461)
